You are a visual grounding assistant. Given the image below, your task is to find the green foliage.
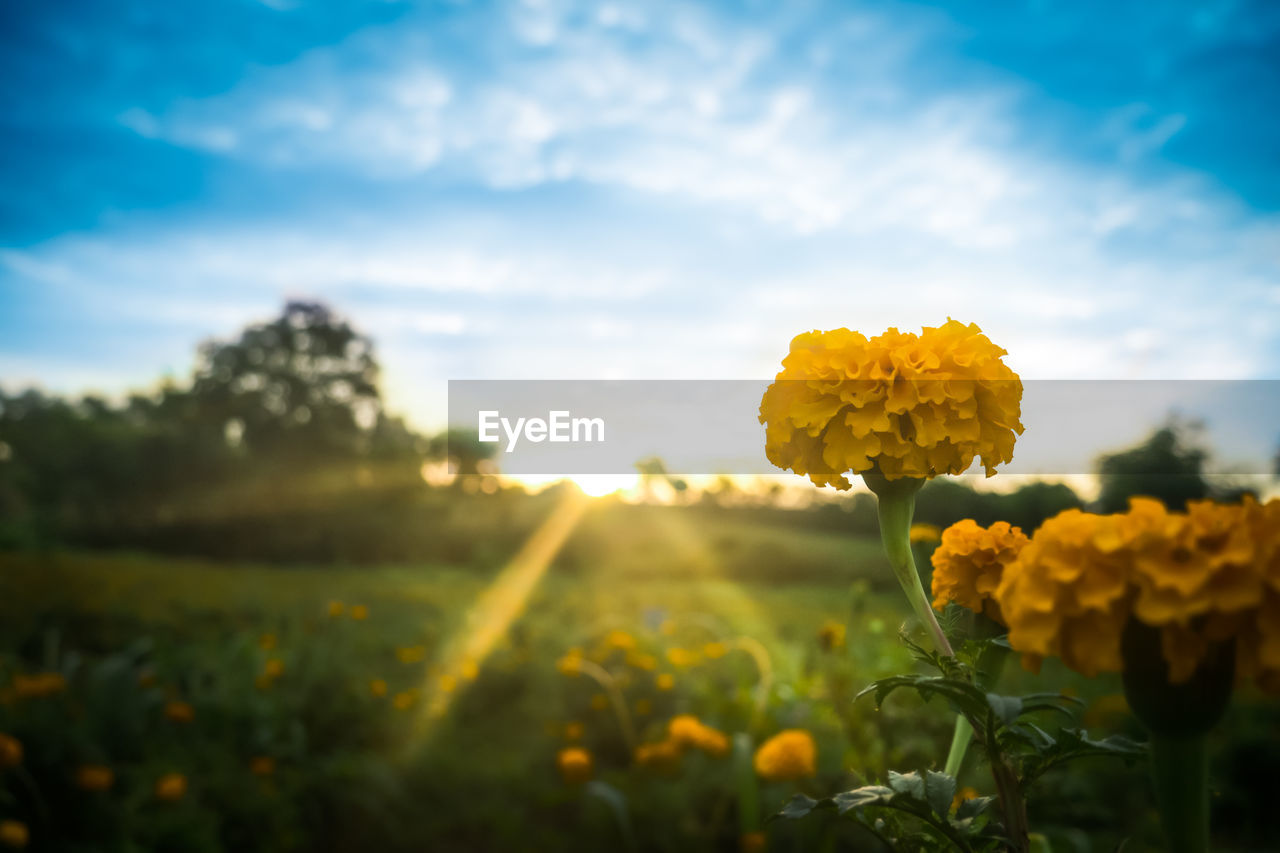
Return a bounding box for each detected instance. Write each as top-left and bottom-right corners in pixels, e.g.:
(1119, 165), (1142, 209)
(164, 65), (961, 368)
(1095, 422), (1209, 512)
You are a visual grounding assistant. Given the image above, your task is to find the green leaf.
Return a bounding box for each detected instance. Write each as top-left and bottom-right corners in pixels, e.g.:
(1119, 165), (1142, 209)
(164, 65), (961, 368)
(887, 770), (926, 800)
(776, 793), (824, 820)
(923, 770), (956, 818)
(956, 795), (995, 821)
(986, 693), (1023, 726)
(832, 786), (896, 813)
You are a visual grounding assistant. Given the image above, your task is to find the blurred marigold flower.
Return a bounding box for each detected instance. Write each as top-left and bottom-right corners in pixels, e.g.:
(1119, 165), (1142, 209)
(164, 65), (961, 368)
(263, 659), (284, 679)
(556, 650), (583, 677)
(74, 764), (114, 792)
(0, 734), (21, 768)
(0, 820), (28, 849)
(437, 673), (458, 693)
(563, 721), (584, 741)
(164, 701), (195, 723)
(994, 497), (1280, 686)
(249, 756), (276, 777)
(556, 747), (592, 785)
(951, 786), (980, 812)
(393, 691), (417, 710)
(930, 519), (1029, 624)
(753, 730), (817, 782)
(349, 604), (369, 621)
(655, 673), (675, 691)
(817, 620), (845, 652)
(154, 773), (187, 801)
(667, 715), (730, 758)
(369, 678), (388, 697)
(634, 739), (682, 774)
(702, 641), (728, 659)
(327, 600), (345, 618)
(626, 651), (658, 671)
(460, 659), (479, 681)
(396, 645), (426, 664)
(12, 672), (67, 699)
(739, 831), (767, 853)
(665, 647), (699, 668)
(758, 321), (1023, 488)
(604, 630), (636, 651)
(909, 523), (943, 544)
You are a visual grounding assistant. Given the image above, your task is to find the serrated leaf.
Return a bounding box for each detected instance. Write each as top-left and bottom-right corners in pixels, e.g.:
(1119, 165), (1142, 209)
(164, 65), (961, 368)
(956, 795), (995, 821)
(923, 770), (956, 817)
(832, 786), (895, 813)
(986, 693), (1023, 726)
(887, 770), (925, 800)
(776, 793), (824, 820)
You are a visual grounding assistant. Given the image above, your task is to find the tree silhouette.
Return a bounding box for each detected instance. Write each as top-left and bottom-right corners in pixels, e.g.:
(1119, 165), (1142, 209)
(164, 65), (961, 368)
(1095, 422), (1209, 512)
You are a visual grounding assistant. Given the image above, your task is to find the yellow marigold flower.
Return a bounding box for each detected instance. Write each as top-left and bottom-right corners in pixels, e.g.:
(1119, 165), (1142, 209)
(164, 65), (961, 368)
(154, 773), (187, 801)
(164, 700), (195, 723)
(951, 786), (980, 812)
(392, 691), (417, 710)
(74, 764), (114, 792)
(349, 604), (369, 621)
(817, 620), (846, 651)
(564, 721), (584, 742)
(702, 641), (728, 659)
(740, 831), (767, 853)
(759, 321), (1023, 488)
(589, 693), (609, 711)
(694, 727), (730, 758)
(263, 659), (284, 679)
(753, 730), (817, 782)
(931, 519), (1030, 623)
(0, 820), (27, 849)
(655, 673), (675, 691)
(665, 647), (699, 668)
(460, 659), (479, 681)
(369, 678), (388, 697)
(327, 600), (345, 618)
(0, 734), (21, 768)
(249, 756), (275, 777)
(604, 630), (636, 651)
(12, 672), (67, 699)
(556, 649), (583, 677)
(634, 739), (683, 774)
(557, 747), (592, 785)
(626, 651), (658, 671)
(258, 633), (276, 651)
(910, 523), (943, 544)
(667, 715), (731, 757)
(438, 673), (458, 693)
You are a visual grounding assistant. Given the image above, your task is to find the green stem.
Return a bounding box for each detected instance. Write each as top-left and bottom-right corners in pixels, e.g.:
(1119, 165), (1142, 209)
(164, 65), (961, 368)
(1149, 733), (1209, 853)
(874, 489), (953, 657)
(944, 716), (973, 777)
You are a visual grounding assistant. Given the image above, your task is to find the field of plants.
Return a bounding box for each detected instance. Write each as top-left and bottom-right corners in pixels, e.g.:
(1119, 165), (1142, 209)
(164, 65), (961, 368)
(3, 496), (1276, 852)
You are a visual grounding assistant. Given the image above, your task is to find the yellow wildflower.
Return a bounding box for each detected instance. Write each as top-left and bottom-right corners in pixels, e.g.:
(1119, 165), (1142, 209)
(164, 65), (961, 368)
(350, 604), (369, 621)
(263, 659), (284, 679)
(817, 620), (846, 651)
(460, 659), (479, 681)
(557, 747), (593, 785)
(753, 730), (817, 782)
(626, 651), (658, 671)
(327, 600), (345, 618)
(249, 756), (275, 777)
(369, 678), (388, 698)
(634, 739), (683, 774)
(556, 649), (583, 677)
(164, 701), (195, 723)
(604, 630), (636, 651)
(667, 715), (731, 757)
(0, 820), (27, 849)
(438, 673), (458, 693)
(951, 786), (980, 812)
(564, 721), (584, 741)
(665, 647), (699, 668)
(74, 765), (114, 792)
(392, 691), (417, 710)
(931, 519), (1030, 623)
(154, 773), (187, 801)
(702, 641), (728, 659)
(0, 734), (21, 768)
(655, 673), (675, 691)
(759, 321), (1023, 487)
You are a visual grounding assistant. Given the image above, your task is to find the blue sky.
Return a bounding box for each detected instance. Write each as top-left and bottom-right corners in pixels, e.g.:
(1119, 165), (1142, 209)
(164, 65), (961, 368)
(1, 0), (1278, 431)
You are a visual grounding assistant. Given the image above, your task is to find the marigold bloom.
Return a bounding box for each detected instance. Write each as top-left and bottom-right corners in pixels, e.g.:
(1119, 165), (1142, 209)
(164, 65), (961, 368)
(249, 756), (275, 777)
(563, 721), (584, 742)
(931, 519), (1030, 623)
(702, 641), (728, 659)
(910, 523), (943, 544)
(263, 659), (284, 679)
(369, 678), (388, 697)
(665, 647), (699, 668)
(668, 715), (731, 757)
(655, 673), (675, 691)
(155, 773), (187, 801)
(349, 604), (369, 621)
(626, 651), (658, 671)
(753, 729), (817, 782)
(164, 701), (195, 723)
(74, 764), (114, 791)
(604, 630), (636, 651)
(393, 691), (417, 710)
(634, 739), (682, 773)
(951, 786), (980, 812)
(817, 620), (846, 651)
(557, 747), (593, 785)
(0, 820), (27, 849)
(0, 734), (21, 768)
(327, 600), (345, 618)
(759, 321), (1023, 488)
(995, 497), (1280, 685)
(12, 672), (67, 699)
(556, 649), (583, 677)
